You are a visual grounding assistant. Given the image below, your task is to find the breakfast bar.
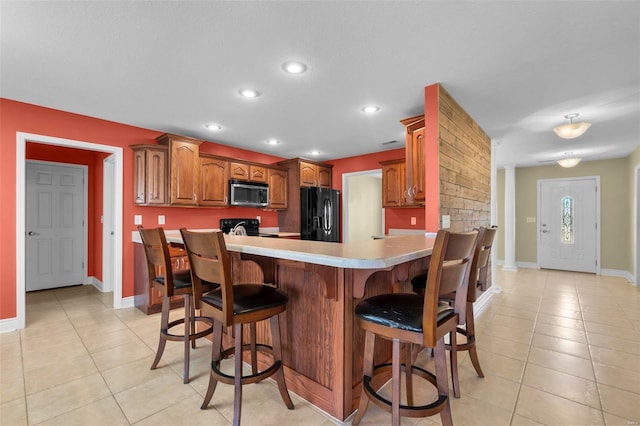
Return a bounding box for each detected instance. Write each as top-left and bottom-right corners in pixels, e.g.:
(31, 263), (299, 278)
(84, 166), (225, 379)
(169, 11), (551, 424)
(133, 232), (435, 421)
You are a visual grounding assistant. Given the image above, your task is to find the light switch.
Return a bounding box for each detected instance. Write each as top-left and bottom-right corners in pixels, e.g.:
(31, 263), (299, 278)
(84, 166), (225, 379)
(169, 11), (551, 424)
(442, 215), (451, 228)
(410, 217), (416, 225)
(134, 215), (142, 225)
(526, 217), (536, 223)
(158, 215), (165, 225)
(256, 215), (261, 223)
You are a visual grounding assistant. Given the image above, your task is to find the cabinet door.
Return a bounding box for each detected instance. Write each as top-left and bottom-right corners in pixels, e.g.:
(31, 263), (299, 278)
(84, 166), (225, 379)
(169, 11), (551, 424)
(146, 149), (168, 205)
(299, 162), (317, 187)
(317, 165), (332, 188)
(268, 168), (288, 209)
(249, 165), (268, 183)
(408, 127), (425, 202)
(133, 150), (146, 204)
(230, 162), (250, 181)
(169, 140), (199, 206)
(381, 161), (404, 208)
(200, 156), (229, 206)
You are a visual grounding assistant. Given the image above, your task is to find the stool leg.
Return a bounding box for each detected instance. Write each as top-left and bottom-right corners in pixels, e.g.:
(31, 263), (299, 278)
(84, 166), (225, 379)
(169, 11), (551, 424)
(466, 303), (484, 378)
(233, 323), (243, 426)
(250, 322), (258, 375)
(183, 294), (192, 384)
(434, 338), (453, 426)
(190, 296), (196, 349)
(405, 343), (414, 406)
(201, 321), (223, 409)
(392, 338), (401, 426)
(352, 330), (375, 426)
(270, 315), (294, 409)
(449, 331), (460, 398)
(151, 296), (170, 370)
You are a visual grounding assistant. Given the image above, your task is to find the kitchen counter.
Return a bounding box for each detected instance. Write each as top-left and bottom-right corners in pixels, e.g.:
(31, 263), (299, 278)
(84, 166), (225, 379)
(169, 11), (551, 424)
(132, 229), (435, 420)
(132, 230), (435, 270)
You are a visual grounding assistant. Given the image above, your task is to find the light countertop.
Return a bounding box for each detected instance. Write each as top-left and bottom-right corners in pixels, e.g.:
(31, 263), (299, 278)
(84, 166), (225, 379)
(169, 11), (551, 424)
(132, 230), (435, 269)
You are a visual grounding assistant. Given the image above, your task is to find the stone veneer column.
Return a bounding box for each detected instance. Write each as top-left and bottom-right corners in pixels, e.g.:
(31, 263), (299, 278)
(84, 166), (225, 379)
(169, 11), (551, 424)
(503, 164), (518, 272)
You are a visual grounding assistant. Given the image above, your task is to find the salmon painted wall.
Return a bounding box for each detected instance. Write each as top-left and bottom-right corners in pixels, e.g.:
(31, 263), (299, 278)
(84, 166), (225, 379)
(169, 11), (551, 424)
(329, 149), (425, 234)
(424, 84), (441, 232)
(0, 98), (285, 319)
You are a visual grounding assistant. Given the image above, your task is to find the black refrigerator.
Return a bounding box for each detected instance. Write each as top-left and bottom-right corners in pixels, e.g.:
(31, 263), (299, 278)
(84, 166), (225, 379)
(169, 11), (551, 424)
(300, 187), (340, 242)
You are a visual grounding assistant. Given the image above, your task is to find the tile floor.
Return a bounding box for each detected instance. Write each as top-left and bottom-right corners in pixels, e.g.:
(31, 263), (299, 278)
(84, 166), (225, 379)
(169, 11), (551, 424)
(1, 268), (639, 425)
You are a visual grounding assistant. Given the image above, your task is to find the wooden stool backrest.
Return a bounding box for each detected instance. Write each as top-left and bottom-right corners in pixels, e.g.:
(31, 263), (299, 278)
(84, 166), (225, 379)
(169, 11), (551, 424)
(180, 229), (233, 324)
(423, 229), (479, 347)
(476, 225), (497, 292)
(138, 226), (175, 297)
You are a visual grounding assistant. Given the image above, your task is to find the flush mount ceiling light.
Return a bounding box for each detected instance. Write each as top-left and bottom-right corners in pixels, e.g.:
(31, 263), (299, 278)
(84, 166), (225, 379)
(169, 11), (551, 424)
(361, 105), (380, 114)
(282, 61), (307, 74)
(557, 156), (581, 168)
(265, 138), (280, 145)
(204, 123), (222, 131)
(310, 150), (320, 156)
(239, 88), (260, 98)
(553, 113), (591, 139)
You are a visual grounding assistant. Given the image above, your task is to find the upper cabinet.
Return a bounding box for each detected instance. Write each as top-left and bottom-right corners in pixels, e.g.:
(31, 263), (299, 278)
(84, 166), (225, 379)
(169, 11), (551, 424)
(199, 154), (229, 207)
(156, 133), (202, 206)
(380, 158), (421, 208)
(132, 145), (168, 205)
(268, 168), (288, 209)
(230, 162), (268, 183)
(401, 115), (425, 204)
(298, 160), (332, 188)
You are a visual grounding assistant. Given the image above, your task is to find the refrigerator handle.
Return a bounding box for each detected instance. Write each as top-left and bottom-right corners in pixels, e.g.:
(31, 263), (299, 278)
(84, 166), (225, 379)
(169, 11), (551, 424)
(324, 199), (332, 232)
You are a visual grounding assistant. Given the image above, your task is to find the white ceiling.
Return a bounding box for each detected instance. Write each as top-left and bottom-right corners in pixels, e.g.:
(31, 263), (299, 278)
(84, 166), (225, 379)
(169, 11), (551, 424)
(2, 1), (639, 168)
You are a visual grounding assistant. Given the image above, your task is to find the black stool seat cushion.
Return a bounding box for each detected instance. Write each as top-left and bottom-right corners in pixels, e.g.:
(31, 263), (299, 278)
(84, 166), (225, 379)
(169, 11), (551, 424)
(202, 284), (288, 315)
(154, 270), (192, 289)
(411, 272), (427, 294)
(355, 293), (454, 333)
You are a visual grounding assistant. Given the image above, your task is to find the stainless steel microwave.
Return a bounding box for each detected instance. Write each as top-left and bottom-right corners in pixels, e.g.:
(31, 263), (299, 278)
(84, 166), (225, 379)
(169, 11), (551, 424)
(228, 179), (269, 207)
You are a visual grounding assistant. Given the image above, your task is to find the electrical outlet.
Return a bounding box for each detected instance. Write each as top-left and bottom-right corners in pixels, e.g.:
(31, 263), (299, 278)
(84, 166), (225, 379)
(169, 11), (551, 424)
(442, 215), (451, 228)
(134, 215), (142, 225)
(158, 215), (165, 225)
(410, 217), (416, 225)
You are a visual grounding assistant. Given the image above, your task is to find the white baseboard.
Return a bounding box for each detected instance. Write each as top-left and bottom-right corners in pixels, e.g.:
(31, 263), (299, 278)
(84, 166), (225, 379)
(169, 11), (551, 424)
(473, 287), (495, 315)
(120, 296), (135, 309)
(0, 317), (18, 334)
(601, 269), (635, 284)
(84, 276), (105, 292)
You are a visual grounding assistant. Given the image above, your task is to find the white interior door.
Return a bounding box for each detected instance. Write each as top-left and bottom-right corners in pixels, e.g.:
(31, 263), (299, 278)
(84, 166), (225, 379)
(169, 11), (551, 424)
(26, 161), (86, 291)
(102, 155), (115, 292)
(342, 171), (384, 243)
(538, 177), (598, 273)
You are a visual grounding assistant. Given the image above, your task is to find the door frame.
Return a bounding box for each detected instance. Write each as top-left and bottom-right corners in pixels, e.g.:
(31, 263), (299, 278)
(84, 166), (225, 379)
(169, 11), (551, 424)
(16, 132), (124, 330)
(536, 176), (601, 274)
(102, 155), (116, 292)
(26, 160), (89, 290)
(635, 165), (639, 286)
(341, 169), (384, 243)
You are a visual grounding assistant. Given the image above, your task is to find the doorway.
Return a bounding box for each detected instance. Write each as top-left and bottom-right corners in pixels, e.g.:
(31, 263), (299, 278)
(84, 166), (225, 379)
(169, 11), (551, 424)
(342, 170), (384, 243)
(102, 155), (116, 292)
(25, 161), (87, 291)
(15, 132), (123, 330)
(537, 177), (600, 273)
(636, 165), (639, 286)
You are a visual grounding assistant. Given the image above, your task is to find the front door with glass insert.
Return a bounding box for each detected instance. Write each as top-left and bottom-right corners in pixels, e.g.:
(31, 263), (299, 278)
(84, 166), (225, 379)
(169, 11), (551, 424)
(538, 177), (598, 273)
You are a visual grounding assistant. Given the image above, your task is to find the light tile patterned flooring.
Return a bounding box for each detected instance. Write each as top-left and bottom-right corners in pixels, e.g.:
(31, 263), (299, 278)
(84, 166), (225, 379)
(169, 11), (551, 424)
(1, 268), (639, 425)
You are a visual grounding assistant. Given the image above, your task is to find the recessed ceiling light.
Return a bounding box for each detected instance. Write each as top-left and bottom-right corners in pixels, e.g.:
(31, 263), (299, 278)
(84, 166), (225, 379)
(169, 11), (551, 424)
(239, 88), (260, 98)
(204, 123), (222, 131)
(266, 139), (280, 145)
(282, 61), (307, 74)
(310, 150), (320, 156)
(361, 105), (380, 113)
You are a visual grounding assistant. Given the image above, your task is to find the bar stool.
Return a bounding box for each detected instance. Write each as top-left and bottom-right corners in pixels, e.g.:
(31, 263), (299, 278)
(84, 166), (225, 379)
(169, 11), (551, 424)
(411, 226), (497, 396)
(180, 229), (293, 426)
(137, 226), (215, 384)
(352, 230), (479, 426)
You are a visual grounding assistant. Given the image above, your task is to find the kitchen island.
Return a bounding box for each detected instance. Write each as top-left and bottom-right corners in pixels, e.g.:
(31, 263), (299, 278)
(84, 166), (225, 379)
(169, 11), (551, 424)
(132, 231), (435, 421)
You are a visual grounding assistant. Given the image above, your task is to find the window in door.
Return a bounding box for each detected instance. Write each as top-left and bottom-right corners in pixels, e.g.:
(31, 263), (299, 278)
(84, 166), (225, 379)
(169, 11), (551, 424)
(561, 195), (574, 244)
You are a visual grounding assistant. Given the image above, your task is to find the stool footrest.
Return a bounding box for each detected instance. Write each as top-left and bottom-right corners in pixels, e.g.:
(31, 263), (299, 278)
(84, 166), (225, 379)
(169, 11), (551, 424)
(363, 363), (448, 418)
(211, 343), (281, 385)
(161, 316), (214, 341)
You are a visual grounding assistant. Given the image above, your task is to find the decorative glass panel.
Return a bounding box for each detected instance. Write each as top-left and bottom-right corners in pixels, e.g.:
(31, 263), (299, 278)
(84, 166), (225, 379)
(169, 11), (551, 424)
(561, 196), (574, 244)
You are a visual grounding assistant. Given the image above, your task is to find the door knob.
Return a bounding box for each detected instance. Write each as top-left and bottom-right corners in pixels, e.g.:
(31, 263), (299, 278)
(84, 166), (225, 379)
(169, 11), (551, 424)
(541, 230), (549, 234)
(27, 231), (40, 236)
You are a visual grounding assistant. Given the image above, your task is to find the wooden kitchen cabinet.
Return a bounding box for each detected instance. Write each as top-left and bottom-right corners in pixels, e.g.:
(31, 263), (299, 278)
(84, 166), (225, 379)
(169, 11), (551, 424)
(380, 158), (422, 207)
(299, 160), (332, 188)
(132, 145), (168, 205)
(156, 133), (202, 206)
(268, 167), (288, 209)
(401, 115), (425, 204)
(199, 154), (229, 206)
(230, 162), (268, 183)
